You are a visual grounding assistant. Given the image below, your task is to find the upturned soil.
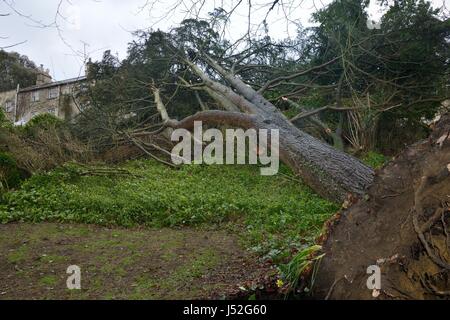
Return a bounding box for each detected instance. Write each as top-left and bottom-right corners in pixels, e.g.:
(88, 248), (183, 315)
(313, 115), (450, 299)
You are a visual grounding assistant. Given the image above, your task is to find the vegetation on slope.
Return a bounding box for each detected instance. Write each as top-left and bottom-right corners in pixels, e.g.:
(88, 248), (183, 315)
(0, 160), (338, 261)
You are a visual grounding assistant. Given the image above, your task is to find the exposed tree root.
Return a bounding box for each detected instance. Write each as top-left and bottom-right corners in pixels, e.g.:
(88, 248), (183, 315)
(311, 113), (450, 300)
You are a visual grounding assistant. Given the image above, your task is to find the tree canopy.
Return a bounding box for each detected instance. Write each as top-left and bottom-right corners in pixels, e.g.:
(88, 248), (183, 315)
(78, 0), (448, 155)
(0, 50), (38, 92)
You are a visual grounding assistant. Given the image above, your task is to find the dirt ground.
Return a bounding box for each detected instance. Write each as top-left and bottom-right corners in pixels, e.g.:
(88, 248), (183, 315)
(0, 223), (273, 300)
(313, 115), (450, 300)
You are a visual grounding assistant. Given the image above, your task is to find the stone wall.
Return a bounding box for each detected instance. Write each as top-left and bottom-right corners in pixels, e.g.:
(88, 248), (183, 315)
(0, 89), (17, 122)
(16, 81), (84, 123)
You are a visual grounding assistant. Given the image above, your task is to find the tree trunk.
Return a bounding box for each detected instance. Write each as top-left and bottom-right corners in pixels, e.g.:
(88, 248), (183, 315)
(170, 57), (373, 201)
(175, 57), (374, 202)
(285, 97), (345, 151)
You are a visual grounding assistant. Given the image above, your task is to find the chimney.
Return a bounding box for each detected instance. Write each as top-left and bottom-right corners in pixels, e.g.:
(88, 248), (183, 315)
(85, 58), (92, 78)
(36, 64), (52, 86)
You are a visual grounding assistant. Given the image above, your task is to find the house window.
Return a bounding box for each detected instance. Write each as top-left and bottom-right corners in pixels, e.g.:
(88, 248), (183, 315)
(48, 87), (59, 99)
(47, 107), (56, 115)
(31, 91), (40, 102)
(5, 101), (14, 113)
(62, 86), (72, 95)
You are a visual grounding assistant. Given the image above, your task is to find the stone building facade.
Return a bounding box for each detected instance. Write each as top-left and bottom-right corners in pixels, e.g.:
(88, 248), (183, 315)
(0, 88), (17, 121)
(0, 66), (87, 124)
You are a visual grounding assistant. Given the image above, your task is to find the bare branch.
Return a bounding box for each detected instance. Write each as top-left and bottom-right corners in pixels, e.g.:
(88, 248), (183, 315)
(258, 56), (342, 94)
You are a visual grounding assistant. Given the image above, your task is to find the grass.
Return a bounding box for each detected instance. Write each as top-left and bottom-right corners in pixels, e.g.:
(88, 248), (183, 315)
(39, 275), (58, 287)
(0, 223), (271, 299)
(361, 151), (389, 169)
(278, 245), (324, 292)
(7, 244), (29, 264)
(130, 248), (223, 299)
(0, 159), (338, 259)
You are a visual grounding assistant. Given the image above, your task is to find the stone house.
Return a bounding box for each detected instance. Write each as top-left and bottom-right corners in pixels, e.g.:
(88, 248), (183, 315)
(0, 88), (17, 121)
(0, 65), (87, 124)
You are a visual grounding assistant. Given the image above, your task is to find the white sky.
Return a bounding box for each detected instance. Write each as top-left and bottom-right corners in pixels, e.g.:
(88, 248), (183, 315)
(0, 0), (448, 81)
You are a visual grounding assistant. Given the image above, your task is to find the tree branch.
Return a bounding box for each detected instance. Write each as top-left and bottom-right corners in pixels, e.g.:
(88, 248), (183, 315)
(258, 56), (342, 93)
(289, 104), (357, 122)
(166, 110), (257, 131)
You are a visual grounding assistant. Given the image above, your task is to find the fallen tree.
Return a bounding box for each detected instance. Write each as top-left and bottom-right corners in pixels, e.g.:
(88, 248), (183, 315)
(165, 56), (374, 202)
(72, 1), (449, 300)
(78, 6), (449, 201)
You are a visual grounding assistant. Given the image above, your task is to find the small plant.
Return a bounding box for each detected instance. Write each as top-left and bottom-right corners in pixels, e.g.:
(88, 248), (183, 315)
(278, 245), (324, 292)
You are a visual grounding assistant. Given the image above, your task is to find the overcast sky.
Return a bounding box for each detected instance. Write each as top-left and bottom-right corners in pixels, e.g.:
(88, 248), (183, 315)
(0, 0), (447, 81)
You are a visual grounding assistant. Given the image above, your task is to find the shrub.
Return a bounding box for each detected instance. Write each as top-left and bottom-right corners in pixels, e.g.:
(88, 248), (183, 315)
(0, 152), (22, 190)
(22, 113), (63, 137)
(0, 114), (92, 173)
(0, 110), (12, 128)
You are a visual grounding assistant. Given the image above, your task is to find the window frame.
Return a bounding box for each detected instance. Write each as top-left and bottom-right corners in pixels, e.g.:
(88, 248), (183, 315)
(48, 87), (59, 99)
(5, 101), (14, 113)
(31, 91), (40, 102)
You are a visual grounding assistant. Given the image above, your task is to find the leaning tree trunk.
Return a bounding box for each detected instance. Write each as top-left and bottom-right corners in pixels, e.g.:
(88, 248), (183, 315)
(172, 57), (374, 202)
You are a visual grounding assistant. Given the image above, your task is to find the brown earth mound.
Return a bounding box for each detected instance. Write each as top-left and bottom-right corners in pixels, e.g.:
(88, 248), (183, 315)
(313, 114), (450, 300)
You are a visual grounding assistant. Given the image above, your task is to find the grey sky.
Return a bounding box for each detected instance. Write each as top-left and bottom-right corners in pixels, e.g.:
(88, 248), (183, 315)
(0, 0), (447, 81)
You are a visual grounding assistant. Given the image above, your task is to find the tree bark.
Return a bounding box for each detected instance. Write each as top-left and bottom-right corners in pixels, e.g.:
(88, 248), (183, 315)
(179, 57), (374, 202)
(285, 97), (345, 151)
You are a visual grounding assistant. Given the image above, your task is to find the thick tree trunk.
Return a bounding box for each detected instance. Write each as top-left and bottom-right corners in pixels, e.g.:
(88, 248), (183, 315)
(285, 97), (345, 151)
(178, 57), (374, 202)
(168, 109), (373, 202)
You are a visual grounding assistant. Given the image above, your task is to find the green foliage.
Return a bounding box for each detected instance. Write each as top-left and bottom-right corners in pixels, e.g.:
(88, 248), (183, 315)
(361, 151), (388, 169)
(0, 50), (38, 92)
(374, 0), (448, 122)
(0, 160), (338, 258)
(279, 245), (324, 291)
(22, 114), (64, 137)
(0, 152), (22, 191)
(0, 112), (89, 174)
(0, 109), (8, 124)
(298, 91), (329, 110)
(0, 110), (13, 129)
(305, 0), (449, 152)
(24, 113), (63, 130)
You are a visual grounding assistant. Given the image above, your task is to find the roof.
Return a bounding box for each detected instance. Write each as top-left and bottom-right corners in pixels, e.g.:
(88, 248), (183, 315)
(18, 76), (87, 93)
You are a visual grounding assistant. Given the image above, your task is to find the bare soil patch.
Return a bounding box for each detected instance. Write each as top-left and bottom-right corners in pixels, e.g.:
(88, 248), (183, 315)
(0, 223), (273, 300)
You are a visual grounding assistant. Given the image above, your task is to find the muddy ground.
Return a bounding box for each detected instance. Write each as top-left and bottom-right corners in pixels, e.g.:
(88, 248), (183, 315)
(0, 223), (273, 300)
